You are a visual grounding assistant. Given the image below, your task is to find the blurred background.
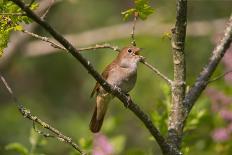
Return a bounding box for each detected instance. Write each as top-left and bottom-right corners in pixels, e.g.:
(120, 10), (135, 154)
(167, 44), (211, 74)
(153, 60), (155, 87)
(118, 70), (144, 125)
(1, 0), (232, 155)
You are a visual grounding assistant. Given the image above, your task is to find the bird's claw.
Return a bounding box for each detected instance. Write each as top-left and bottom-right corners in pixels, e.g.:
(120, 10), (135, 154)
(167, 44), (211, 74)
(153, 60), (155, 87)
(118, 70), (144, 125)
(139, 56), (146, 62)
(124, 93), (132, 108)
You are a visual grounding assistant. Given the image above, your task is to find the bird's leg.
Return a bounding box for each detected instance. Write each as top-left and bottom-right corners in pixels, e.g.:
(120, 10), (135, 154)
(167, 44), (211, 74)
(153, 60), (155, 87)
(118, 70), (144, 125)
(113, 85), (132, 108)
(124, 93), (132, 108)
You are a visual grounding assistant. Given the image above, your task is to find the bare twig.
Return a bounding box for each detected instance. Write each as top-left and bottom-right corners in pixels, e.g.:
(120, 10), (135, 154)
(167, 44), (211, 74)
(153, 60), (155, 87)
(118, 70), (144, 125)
(141, 60), (173, 85)
(22, 29), (66, 50)
(41, 0), (54, 20)
(131, 12), (139, 46)
(208, 70), (232, 83)
(0, 13), (26, 16)
(0, 75), (86, 155)
(32, 121), (55, 138)
(78, 44), (120, 52)
(10, 0), (181, 154)
(22, 30), (121, 52)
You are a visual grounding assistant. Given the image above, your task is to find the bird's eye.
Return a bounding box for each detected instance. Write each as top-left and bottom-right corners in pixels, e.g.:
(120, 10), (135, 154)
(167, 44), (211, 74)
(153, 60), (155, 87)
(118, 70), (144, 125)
(127, 49), (132, 53)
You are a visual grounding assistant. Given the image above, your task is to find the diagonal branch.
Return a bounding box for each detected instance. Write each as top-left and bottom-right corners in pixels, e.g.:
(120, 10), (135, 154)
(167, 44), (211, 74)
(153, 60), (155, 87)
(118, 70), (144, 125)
(10, 0), (181, 154)
(0, 75), (86, 155)
(183, 14), (232, 116)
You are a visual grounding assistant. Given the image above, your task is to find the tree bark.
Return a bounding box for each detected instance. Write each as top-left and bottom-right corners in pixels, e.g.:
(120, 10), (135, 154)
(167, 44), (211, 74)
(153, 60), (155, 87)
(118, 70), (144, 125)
(168, 0), (187, 149)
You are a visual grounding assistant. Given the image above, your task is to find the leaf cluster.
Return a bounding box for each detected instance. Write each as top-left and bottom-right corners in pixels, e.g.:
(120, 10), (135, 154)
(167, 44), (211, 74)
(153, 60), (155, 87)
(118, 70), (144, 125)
(121, 0), (154, 20)
(0, 0), (38, 57)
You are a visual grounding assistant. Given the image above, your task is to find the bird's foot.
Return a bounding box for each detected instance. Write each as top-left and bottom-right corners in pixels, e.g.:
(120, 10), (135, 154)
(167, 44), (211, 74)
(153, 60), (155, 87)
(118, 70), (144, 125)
(124, 93), (132, 108)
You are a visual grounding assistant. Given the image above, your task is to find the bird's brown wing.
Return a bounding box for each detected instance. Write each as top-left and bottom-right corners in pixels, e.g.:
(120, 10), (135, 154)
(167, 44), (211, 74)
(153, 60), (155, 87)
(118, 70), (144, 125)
(90, 62), (116, 98)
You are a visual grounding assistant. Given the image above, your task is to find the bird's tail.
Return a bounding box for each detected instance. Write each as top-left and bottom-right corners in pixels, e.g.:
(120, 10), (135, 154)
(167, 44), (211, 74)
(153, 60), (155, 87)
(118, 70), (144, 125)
(89, 95), (109, 133)
(89, 106), (105, 133)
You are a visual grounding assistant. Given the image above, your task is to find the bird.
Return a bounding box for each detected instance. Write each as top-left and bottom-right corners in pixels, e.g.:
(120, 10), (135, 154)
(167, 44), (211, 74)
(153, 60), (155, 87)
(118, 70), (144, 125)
(89, 46), (143, 133)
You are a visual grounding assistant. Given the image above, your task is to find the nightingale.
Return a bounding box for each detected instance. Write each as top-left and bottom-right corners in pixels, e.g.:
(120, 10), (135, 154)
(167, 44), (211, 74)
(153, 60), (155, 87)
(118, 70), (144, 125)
(89, 46), (143, 133)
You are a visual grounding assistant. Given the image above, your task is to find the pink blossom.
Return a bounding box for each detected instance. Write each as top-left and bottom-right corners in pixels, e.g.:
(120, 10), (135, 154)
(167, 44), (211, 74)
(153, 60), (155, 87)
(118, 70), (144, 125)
(222, 51), (232, 84)
(212, 128), (229, 142)
(219, 110), (232, 121)
(205, 88), (232, 110)
(222, 49), (232, 70)
(93, 133), (113, 155)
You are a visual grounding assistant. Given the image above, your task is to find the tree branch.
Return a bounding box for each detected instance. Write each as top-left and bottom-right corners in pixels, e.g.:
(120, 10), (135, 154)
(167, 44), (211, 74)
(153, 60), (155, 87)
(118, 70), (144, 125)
(168, 0), (187, 148)
(183, 14), (232, 116)
(0, 75), (86, 155)
(10, 0), (181, 154)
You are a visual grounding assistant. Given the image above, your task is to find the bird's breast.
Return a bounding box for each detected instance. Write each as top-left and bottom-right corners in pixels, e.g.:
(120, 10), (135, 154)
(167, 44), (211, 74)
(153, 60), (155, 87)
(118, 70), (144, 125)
(107, 66), (137, 93)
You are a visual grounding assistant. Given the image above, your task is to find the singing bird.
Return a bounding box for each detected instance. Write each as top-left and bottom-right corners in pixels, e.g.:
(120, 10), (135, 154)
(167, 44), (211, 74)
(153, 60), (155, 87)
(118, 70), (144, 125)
(89, 46), (143, 133)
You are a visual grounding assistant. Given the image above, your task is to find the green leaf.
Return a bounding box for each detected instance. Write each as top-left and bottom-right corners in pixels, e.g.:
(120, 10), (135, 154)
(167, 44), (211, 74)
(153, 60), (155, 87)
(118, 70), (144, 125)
(121, 0), (154, 20)
(121, 8), (136, 20)
(0, 31), (10, 57)
(5, 142), (29, 155)
(14, 25), (23, 31)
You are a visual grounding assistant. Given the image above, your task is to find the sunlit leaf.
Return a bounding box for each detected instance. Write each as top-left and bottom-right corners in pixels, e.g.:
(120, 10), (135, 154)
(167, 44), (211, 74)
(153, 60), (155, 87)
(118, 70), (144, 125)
(121, 0), (154, 20)
(5, 142), (29, 155)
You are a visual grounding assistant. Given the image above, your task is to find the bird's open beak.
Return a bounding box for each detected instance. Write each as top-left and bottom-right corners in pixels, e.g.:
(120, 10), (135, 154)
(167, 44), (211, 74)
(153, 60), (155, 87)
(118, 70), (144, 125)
(134, 47), (143, 55)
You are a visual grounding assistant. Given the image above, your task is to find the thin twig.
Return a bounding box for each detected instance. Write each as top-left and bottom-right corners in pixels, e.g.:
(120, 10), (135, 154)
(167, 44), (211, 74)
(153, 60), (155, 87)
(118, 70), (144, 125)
(0, 75), (86, 155)
(131, 12), (139, 46)
(33, 121), (55, 138)
(78, 44), (120, 52)
(10, 1), (181, 154)
(0, 13), (26, 16)
(141, 60), (173, 85)
(22, 29), (121, 52)
(41, 0), (54, 20)
(22, 29), (66, 50)
(208, 70), (232, 83)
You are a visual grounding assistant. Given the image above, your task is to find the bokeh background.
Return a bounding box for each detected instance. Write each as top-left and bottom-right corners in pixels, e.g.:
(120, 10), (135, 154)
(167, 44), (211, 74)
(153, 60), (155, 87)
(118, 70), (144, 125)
(1, 0), (232, 155)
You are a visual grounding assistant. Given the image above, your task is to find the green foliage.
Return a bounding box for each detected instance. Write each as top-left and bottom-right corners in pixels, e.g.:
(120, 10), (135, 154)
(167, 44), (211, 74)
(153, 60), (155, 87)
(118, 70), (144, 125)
(5, 142), (29, 155)
(0, 0), (38, 57)
(5, 127), (47, 155)
(151, 83), (171, 135)
(0, 31), (9, 57)
(122, 0), (154, 20)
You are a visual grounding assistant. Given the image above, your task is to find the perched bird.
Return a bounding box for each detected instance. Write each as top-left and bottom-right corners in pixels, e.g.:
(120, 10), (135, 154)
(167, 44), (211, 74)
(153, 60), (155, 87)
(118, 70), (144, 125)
(89, 46), (143, 133)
